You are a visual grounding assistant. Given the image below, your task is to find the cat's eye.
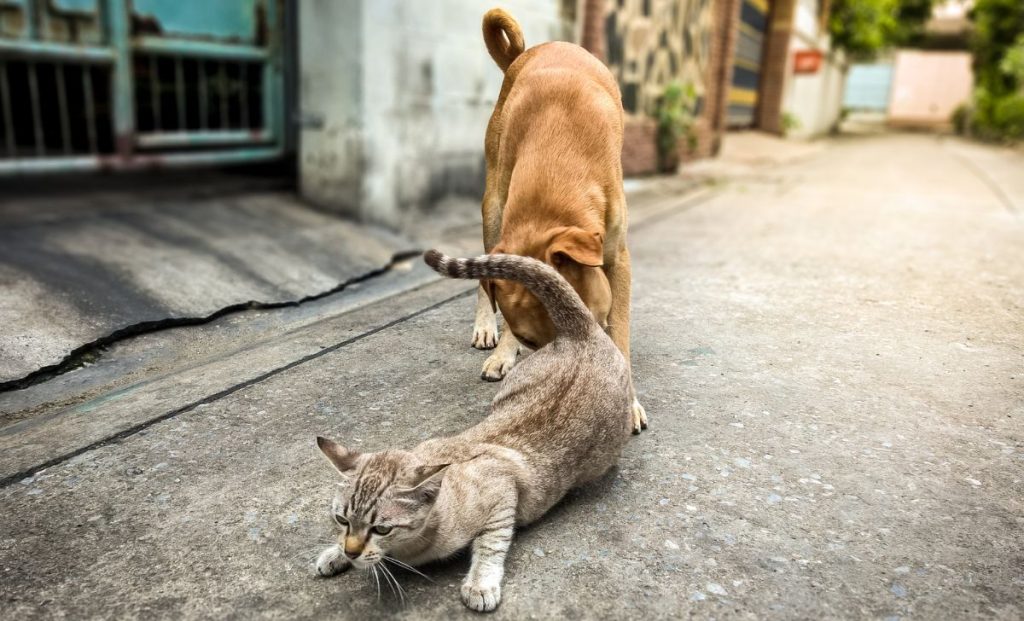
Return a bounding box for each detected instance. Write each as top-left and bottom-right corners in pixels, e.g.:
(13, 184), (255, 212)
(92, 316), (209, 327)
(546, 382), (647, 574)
(372, 525), (392, 536)
(334, 514), (349, 527)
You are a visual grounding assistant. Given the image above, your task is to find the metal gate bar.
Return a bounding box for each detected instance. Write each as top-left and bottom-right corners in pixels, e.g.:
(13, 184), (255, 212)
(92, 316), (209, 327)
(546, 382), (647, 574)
(0, 61), (13, 157)
(0, 0), (283, 174)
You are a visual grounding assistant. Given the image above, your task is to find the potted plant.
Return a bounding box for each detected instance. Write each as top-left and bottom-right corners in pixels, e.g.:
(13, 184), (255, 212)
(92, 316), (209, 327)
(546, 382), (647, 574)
(655, 81), (697, 173)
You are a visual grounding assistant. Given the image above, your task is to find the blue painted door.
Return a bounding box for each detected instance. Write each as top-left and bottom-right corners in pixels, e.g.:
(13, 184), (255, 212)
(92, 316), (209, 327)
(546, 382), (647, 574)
(0, 0), (285, 174)
(728, 0), (769, 127)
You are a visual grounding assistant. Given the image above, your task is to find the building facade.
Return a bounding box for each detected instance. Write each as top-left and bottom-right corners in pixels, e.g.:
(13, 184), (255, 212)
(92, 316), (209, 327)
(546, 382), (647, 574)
(0, 1), (842, 225)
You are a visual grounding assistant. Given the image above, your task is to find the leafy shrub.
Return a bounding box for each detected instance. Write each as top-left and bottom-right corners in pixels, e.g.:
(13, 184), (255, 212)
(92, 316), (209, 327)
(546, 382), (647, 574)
(781, 112), (802, 135)
(993, 94), (1024, 138)
(951, 104), (970, 134)
(655, 82), (697, 172)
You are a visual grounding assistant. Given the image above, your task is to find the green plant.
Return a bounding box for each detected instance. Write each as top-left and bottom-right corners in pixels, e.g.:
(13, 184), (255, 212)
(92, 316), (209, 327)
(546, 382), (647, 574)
(970, 0), (1024, 97)
(781, 112), (802, 135)
(993, 94), (1024, 138)
(655, 81), (697, 172)
(829, 0), (935, 59)
(951, 103), (970, 134)
(999, 35), (1024, 89)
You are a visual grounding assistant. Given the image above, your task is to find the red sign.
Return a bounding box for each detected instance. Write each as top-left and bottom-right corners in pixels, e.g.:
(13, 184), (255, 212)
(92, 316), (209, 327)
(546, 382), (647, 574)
(794, 50), (823, 74)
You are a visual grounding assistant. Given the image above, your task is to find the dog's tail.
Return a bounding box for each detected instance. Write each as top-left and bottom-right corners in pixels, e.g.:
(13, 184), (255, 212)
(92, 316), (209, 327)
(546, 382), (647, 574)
(424, 250), (594, 342)
(482, 8), (525, 72)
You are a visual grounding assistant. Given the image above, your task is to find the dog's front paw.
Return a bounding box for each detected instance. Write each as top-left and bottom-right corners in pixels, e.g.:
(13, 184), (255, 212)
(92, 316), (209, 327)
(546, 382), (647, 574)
(481, 350), (517, 382)
(631, 398), (648, 434)
(472, 320), (499, 350)
(315, 545), (351, 577)
(461, 579), (502, 612)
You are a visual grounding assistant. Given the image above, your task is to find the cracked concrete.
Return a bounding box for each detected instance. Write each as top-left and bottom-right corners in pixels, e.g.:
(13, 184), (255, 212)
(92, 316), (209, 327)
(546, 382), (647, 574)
(0, 134), (1021, 620)
(0, 188), (412, 386)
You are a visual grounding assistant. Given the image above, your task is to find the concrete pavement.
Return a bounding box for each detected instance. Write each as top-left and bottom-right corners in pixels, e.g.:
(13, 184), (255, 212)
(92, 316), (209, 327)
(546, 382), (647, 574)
(0, 133), (1021, 619)
(0, 181), (411, 388)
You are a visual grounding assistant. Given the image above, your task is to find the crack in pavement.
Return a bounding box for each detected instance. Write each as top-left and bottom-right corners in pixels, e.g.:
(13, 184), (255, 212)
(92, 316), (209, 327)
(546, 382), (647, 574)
(0, 187), (722, 489)
(0, 287), (475, 489)
(0, 249), (424, 394)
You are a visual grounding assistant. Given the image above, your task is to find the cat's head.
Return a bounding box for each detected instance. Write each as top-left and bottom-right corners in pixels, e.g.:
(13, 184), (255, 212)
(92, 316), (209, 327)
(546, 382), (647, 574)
(316, 436), (448, 569)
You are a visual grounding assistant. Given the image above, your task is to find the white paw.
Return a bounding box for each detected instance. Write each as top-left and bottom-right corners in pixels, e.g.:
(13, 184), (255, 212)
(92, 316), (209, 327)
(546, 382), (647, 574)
(314, 545), (351, 577)
(461, 580), (502, 612)
(472, 318), (499, 350)
(481, 350), (517, 382)
(631, 398), (648, 435)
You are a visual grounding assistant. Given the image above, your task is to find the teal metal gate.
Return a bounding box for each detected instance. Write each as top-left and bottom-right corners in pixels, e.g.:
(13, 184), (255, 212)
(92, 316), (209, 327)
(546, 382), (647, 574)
(0, 0), (284, 174)
(843, 63), (894, 112)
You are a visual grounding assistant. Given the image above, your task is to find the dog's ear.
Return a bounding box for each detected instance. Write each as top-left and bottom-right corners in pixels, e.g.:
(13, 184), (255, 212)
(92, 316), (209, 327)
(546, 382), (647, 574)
(548, 227), (604, 267)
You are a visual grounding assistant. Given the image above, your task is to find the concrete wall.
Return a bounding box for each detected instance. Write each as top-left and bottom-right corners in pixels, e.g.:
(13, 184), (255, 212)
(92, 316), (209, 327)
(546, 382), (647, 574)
(299, 1), (572, 228)
(887, 50), (972, 128)
(298, 0), (364, 218)
(772, 0), (845, 138)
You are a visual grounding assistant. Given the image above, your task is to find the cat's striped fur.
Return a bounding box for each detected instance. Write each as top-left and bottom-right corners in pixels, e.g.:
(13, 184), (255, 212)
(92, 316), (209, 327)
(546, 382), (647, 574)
(315, 250), (633, 612)
(423, 249), (594, 342)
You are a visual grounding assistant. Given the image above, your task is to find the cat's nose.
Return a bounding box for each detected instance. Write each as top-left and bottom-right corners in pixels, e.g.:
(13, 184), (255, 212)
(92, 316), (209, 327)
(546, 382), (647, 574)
(343, 535), (364, 559)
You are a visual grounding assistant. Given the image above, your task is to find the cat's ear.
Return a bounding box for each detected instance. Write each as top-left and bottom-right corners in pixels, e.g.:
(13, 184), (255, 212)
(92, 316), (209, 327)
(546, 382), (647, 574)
(396, 464), (450, 505)
(316, 436), (361, 477)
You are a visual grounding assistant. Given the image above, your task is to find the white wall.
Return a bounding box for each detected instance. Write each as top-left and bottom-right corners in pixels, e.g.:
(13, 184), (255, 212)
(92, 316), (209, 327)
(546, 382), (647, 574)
(298, 0), (364, 217)
(888, 50), (972, 126)
(779, 0), (846, 138)
(300, 1), (571, 227)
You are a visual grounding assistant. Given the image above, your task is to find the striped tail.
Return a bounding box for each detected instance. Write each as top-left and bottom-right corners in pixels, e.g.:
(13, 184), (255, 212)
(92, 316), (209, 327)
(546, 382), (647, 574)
(424, 250), (594, 341)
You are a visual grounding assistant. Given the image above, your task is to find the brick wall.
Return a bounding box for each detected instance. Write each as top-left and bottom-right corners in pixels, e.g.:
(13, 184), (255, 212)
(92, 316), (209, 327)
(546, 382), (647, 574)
(580, 0), (606, 61)
(621, 119), (658, 176)
(699, 0), (742, 157)
(757, 0), (796, 134)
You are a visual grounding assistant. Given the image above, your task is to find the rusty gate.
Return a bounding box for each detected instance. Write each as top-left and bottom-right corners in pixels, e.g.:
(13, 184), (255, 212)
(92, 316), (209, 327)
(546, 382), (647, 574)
(0, 0), (284, 173)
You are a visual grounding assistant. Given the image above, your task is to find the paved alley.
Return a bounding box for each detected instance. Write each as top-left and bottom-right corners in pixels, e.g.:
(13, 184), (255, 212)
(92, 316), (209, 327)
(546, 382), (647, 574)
(1, 134), (1022, 620)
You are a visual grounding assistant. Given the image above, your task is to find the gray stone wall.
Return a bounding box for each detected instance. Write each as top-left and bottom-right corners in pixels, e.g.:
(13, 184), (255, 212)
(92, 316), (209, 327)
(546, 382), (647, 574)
(300, 1), (574, 228)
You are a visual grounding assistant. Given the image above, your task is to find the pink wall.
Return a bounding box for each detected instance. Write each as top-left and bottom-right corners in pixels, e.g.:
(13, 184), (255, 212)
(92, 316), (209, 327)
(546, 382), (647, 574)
(888, 50), (973, 127)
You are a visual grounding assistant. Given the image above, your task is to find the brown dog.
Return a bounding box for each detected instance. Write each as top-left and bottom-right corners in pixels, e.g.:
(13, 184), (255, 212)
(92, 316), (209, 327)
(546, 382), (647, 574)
(473, 8), (647, 433)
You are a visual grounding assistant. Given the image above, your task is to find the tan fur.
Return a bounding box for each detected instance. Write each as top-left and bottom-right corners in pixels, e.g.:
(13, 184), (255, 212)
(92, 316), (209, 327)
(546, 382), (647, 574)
(315, 251), (632, 612)
(473, 8), (648, 432)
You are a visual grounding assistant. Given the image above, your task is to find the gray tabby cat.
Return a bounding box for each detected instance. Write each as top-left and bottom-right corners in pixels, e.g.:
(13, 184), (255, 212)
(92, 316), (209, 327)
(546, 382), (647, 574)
(314, 249), (633, 612)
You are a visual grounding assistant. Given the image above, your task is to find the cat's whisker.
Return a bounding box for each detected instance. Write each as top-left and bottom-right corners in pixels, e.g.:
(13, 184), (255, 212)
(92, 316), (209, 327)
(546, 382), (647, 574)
(379, 563), (407, 606)
(384, 556), (434, 583)
(370, 565), (382, 601)
(378, 563), (397, 600)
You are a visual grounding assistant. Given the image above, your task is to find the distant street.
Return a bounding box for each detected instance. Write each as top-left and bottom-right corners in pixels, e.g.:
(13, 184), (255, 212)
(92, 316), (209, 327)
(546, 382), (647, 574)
(1, 133), (1022, 620)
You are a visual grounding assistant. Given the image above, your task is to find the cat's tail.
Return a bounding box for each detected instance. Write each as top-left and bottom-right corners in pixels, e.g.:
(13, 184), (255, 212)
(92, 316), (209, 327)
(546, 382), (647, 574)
(482, 8), (525, 73)
(424, 250), (594, 342)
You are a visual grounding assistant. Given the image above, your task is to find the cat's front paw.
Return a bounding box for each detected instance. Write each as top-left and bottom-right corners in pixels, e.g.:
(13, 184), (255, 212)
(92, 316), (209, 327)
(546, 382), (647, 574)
(461, 580), (502, 612)
(315, 545), (351, 577)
